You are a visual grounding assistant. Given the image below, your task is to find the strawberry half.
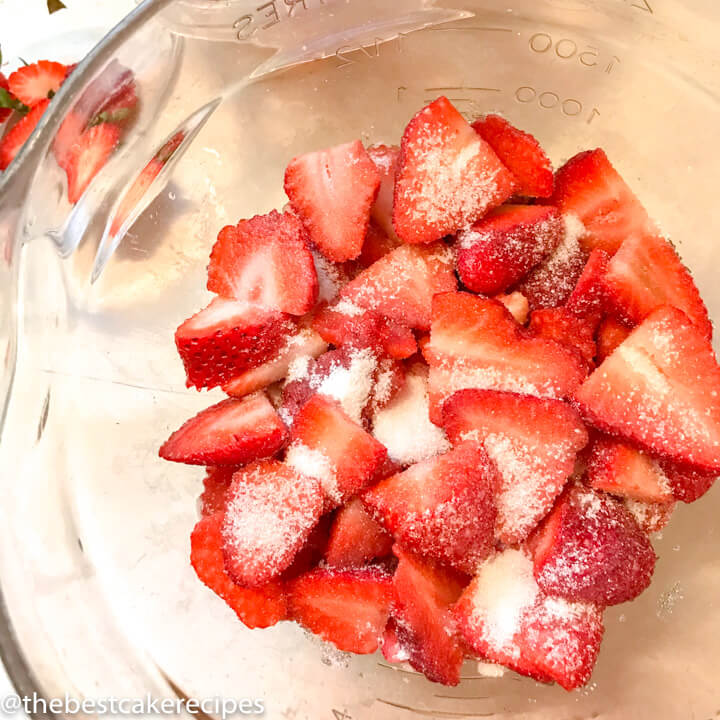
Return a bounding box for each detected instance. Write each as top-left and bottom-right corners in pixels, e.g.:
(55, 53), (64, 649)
(595, 316), (631, 364)
(456, 205), (563, 295)
(288, 395), (388, 509)
(528, 307), (597, 366)
(191, 513), (287, 628)
(0, 98), (49, 170)
(284, 140), (381, 262)
(575, 305), (720, 472)
(207, 210), (318, 315)
(532, 484), (656, 606)
(8, 60), (67, 106)
(65, 122), (121, 203)
(472, 114), (554, 198)
(393, 96), (516, 244)
(367, 144), (401, 242)
(603, 232), (711, 339)
(324, 498), (393, 569)
(199, 466), (237, 517)
(159, 393), (286, 466)
(442, 389), (588, 544)
(392, 546), (467, 685)
(495, 291), (530, 325)
(175, 298), (293, 390)
(287, 567), (394, 653)
(585, 438), (674, 503)
(424, 292), (586, 424)
(221, 460), (324, 586)
(362, 442), (498, 574)
(551, 149), (658, 254)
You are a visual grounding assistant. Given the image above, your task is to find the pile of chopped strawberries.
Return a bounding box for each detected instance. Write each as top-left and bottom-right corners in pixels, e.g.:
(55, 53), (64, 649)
(160, 96), (719, 691)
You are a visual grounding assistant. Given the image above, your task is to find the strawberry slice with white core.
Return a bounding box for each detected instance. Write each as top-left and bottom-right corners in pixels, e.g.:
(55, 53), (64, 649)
(603, 232), (711, 338)
(222, 460), (324, 587)
(551, 148), (658, 255)
(207, 210), (318, 315)
(575, 305), (720, 472)
(65, 122), (121, 203)
(175, 298), (293, 390)
(367, 144), (401, 241)
(159, 393), (286, 466)
(456, 204), (563, 295)
(362, 442), (498, 574)
(8, 60), (67, 106)
(393, 96), (516, 245)
(442, 389), (588, 544)
(424, 292), (586, 424)
(284, 140), (381, 262)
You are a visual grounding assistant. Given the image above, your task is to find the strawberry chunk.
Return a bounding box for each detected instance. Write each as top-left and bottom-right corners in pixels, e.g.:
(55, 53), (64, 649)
(175, 298), (293, 390)
(393, 96), (516, 244)
(362, 442), (498, 574)
(381, 620), (409, 663)
(324, 498), (393, 568)
(287, 567), (393, 653)
(221, 460), (324, 586)
(595, 316), (631, 364)
(585, 438), (674, 503)
(456, 205), (563, 295)
(159, 393), (286, 466)
(368, 357), (406, 417)
(0, 98), (49, 170)
(65, 122), (121, 203)
(338, 242), (457, 331)
(358, 220), (401, 267)
(528, 307), (597, 366)
(223, 325), (327, 397)
(190, 513), (287, 628)
(624, 498), (675, 534)
(472, 114), (554, 198)
(367, 144), (400, 241)
(288, 395), (387, 508)
(282, 514), (333, 580)
(8, 60), (67, 106)
(575, 306), (720, 472)
(532, 484), (656, 606)
(207, 211), (318, 315)
(425, 292), (586, 424)
(199, 466), (237, 516)
(564, 248), (610, 319)
(442, 389), (588, 544)
(551, 149), (658, 254)
(392, 547), (467, 685)
(603, 232), (711, 338)
(494, 291), (529, 324)
(284, 140), (381, 262)
(659, 459), (717, 503)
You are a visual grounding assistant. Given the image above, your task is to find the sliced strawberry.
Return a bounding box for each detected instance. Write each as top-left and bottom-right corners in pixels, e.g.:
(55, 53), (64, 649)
(282, 514), (333, 580)
(381, 619), (409, 663)
(585, 438), (674, 503)
(367, 144), (400, 241)
(494, 291), (529, 325)
(393, 96), (516, 244)
(175, 298), (293, 390)
(425, 292), (586, 424)
(287, 567), (393, 653)
(575, 306), (720, 472)
(223, 325), (327, 397)
(595, 316), (631, 364)
(159, 393), (286, 466)
(207, 211), (318, 315)
(199, 466), (237, 516)
(603, 232), (711, 338)
(0, 98), (49, 170)
(532, 484), (656, 606)
(288, 395), (387, 508)
(551, 149), (658, 254)
(518, 214), (589, 310)
(92, 78), (138, 126)
(338, 242), (457, 331)
(472, 114), (553, 198)
(368, 357), (406, 417)
(65, 122), (121, 203)
(358, 220), (401, 267)
(392, 546), (466, 685)
(0, 73), (12, 124)
(564, 248), (609, 319)
(624, 498), (675, 534)
(528, 307), (597, 366)
(324, 498), (393, 568)
(312, 250), (356, 303)
(659, 459), (717, 503)
(221, 460), (324, 586)
(8, 60), (67, 106)
(284, 140), (381, 262)
(442, 389), (588, 544)
(456, 205), (563, 295)
(362, 442), (498, 574)
(190, 513), (287, 628)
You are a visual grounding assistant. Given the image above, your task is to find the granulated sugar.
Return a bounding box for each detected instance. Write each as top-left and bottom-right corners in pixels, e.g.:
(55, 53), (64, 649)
(286, 442), (339, 502)
(287, 354), (312, 383)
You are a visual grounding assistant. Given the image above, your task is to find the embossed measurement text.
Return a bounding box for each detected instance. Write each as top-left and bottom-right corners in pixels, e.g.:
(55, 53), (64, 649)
(515, 86), (600, 123)
(529, 33), (620, 74)
(234, 0), (327, 41)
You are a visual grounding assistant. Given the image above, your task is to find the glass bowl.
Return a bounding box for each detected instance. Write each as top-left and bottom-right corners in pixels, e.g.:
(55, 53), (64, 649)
(1, 1), (719, 718)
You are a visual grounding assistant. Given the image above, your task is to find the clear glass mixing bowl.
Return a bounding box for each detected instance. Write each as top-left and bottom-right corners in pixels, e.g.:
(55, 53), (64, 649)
(1, 1), (719, 717)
